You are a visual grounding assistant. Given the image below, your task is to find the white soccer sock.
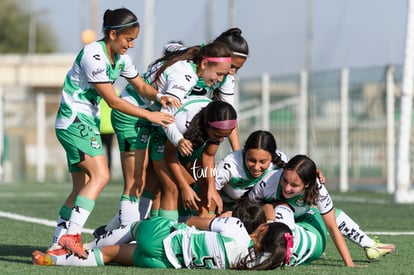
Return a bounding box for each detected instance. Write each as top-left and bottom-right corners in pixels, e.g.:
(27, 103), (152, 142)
(335, 208), (375, 248)
(139, 196), (153, 220)
(51, 216), (68, 245)
(84, 224), (134, 250)
(54, 248), (103, 266)
(66, 206), (91, 235)
(119, 197), (140, 226)
(104, 212), (121, 232)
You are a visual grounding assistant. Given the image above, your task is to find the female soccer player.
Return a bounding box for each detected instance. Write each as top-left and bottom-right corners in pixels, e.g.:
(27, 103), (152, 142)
(161, 98), (238, 219)
(248, 154), (395, 263)
(189, 27), (250, 151)
(97, 41), (233, 234)
(47, 7), (178, 258)
(32, 215), (286, 270)
(215, 130), (287, 210)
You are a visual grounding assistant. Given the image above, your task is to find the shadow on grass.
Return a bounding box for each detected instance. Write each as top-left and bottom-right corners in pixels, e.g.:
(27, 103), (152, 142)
(0, 244), (48, 265)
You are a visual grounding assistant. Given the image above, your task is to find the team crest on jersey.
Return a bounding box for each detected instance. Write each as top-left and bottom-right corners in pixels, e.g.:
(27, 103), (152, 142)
(294, 197), (306, 207)
(90, 137), (101, 149)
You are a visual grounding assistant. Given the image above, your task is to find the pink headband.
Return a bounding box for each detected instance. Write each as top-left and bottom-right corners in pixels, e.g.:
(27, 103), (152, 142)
(208, 119), (237, 130)
(284, 232), (294, 265)
(203, 57), (232, 63)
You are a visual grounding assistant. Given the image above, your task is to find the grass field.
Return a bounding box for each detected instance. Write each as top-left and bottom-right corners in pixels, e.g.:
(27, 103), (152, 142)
(0, 180), (413, 275)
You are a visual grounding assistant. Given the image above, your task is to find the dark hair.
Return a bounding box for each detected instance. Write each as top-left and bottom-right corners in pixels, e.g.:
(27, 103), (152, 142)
(184, 100), (237, 149)
(284, 155), (319, 205)
(214, 27), (249, 57)
(232, 197), (265, 234)
(148, 41), (231, 89)
(234, 222), (292, 270)
(102, 8), (139, 37)
(244, 130), (285, 168)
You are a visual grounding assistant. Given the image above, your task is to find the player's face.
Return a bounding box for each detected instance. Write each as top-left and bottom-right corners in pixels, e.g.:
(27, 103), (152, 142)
(109, 27), (139, 55)
(244, 148), (272, 178)
(229, 56), (247, 75)
(207, 127), (234, 143)
(280, 170), (305, 199)
(199, 60), (231, 86)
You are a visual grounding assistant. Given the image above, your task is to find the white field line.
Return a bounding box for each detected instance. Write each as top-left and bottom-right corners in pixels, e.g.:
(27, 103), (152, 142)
(1, 210), (414, 236)
(0, 211), (94, 234)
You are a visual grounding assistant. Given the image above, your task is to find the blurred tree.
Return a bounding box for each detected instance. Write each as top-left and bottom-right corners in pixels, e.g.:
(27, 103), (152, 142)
(0, 0), (56, 53)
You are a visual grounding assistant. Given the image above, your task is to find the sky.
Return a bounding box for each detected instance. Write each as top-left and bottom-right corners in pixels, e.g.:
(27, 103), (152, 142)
(30, 0), (407, 78)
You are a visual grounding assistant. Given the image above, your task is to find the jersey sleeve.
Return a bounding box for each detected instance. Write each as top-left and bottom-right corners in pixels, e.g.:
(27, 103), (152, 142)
(248, 169), (282, 203)
(248, 178), (266, 203)
(163, 66), (196, 101)
(161, 104), (183, 147)
(315, 181), (334, 215)
(81, 46), (111, 83)
(120, 53), (139, 79)
(214, 155), (235, 190)
(274, 205), (295, 229)
(210, 217), (250, 241)
(217, 75), (235, 107)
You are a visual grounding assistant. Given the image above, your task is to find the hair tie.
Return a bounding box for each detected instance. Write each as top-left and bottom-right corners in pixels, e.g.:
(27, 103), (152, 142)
(104, 20), (138, 29)
(208, 119), (237, 130)
(284, 232), (293, 265)
(232, 51), (248, 57)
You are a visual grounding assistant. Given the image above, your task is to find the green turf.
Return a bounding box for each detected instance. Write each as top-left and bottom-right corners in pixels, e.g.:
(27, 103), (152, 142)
(0, 180), (412, 275)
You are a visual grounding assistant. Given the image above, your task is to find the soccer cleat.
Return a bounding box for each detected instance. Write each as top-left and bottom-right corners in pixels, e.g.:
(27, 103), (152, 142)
(32, 250), (55, 266)
(93, 225), (107, 238)
(46, 244), (68, 256)
(58, 233), (88, 259)
(364, 242), (395, 261)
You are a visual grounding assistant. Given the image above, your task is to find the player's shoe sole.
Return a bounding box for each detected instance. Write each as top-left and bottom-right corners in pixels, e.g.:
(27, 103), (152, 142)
(58, 234), (88, 259)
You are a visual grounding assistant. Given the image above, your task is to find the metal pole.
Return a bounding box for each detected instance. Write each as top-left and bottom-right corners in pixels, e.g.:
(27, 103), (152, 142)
(261, 73), (270, 131)
(142, 0), (155, 71)
(340, 68), (349, 192)
(36, 93), (46, 182)
(0, 87), (4, 183)
(297, 71), (308, 154)
(306, 0), (313, 72)
(229, 0), (236, 28)
(206, 0), (213, 41)
(395, 0), (414, 203)
(386, 65), (395, 194)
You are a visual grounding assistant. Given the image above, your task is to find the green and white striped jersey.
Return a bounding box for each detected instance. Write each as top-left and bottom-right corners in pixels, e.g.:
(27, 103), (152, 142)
(162, 96), (212, 147)
(248, 169), (334, 219)
(55, 40), (138, 130)
(163, 217), (253, 269)
(274, 205), (327, 266)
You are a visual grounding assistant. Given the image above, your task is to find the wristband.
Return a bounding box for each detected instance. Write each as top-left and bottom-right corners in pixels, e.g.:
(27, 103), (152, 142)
(156, 93), (163, 102)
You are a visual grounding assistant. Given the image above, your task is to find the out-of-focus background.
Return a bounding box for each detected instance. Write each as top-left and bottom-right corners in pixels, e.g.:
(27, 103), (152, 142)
(0, 0), (413, 202)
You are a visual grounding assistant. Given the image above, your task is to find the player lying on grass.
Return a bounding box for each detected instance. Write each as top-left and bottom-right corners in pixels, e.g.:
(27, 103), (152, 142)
(33, 215), (293, 270)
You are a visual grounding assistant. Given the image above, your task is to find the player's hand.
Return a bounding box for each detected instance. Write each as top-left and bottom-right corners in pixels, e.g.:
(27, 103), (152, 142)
(219, 211), (232, 217)
(316, 169), (326, 184)
(159, 95), (181, 108)
(147, 111), (174, 127)
(208, 188), (223, 214)
(178, 138), (193, 157)
(180, 185), (201, 211)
